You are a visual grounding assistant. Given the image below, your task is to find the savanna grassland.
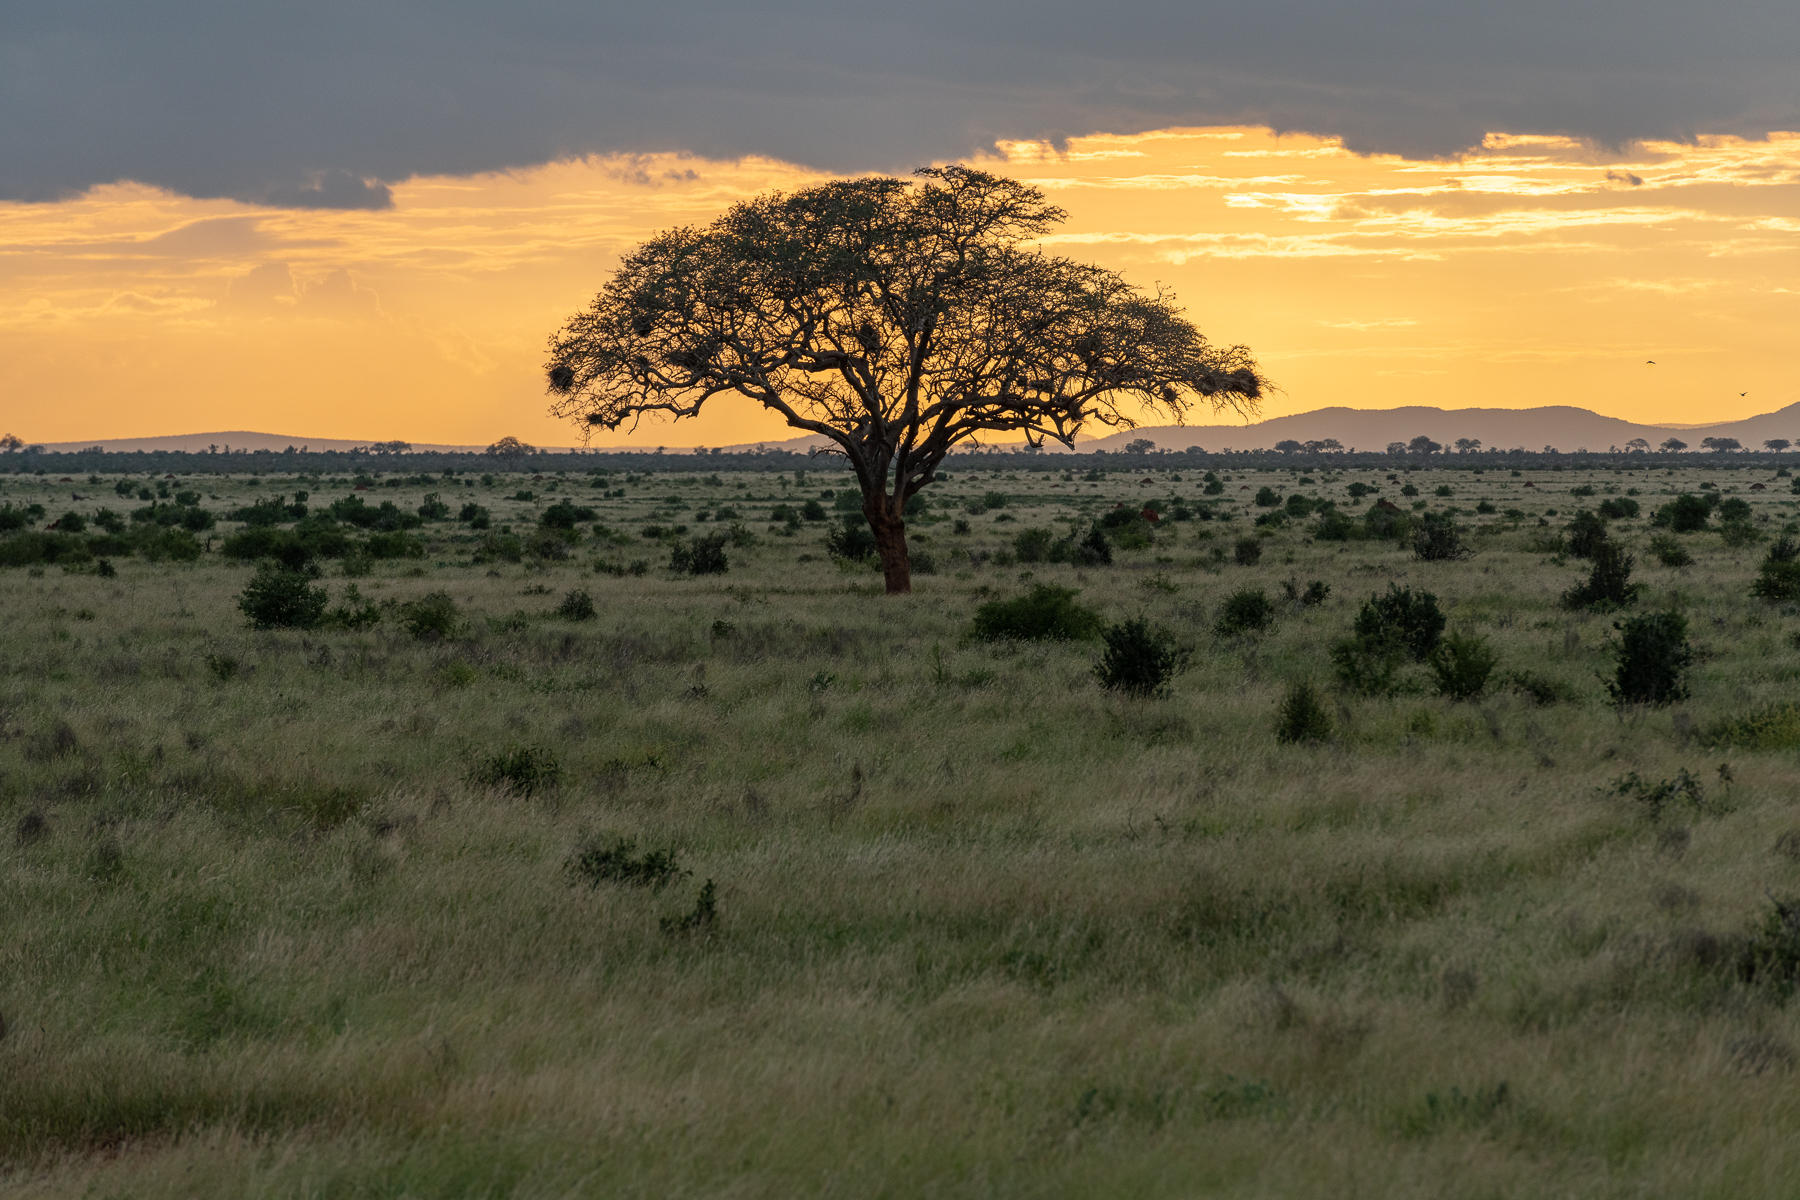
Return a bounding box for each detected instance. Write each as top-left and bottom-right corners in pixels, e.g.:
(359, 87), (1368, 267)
(7, 455), (1800, 1198)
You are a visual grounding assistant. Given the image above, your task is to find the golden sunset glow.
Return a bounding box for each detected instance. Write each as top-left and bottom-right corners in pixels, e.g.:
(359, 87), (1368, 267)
(6, 127), (1799, 447)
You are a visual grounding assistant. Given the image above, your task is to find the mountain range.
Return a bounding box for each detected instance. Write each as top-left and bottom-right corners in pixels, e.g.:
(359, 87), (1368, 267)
(33, 402), (1800, 456)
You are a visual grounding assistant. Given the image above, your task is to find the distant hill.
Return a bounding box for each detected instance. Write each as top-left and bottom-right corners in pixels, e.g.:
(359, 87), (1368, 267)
(1080, 402), (1800, 454)
(35, 402), (1800, 456)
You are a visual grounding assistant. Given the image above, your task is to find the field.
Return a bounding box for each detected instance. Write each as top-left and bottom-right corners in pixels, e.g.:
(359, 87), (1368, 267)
(6, 456), (1800, 1197)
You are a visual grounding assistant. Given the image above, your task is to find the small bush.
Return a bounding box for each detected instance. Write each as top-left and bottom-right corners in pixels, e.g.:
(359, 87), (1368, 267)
(1275, 683), (1333, 743)
(670, 534), (729, 575)
(970, 585), (1103, 642)
(1354, 585), (1445, 661)
(1648, 533), (1693, 568)
(566, 836), (686, 889)
(398, 591), (461, 641)
(1652, 494), (1710, 533)
(556, 588), (597, 621)
(661, 879), (719, 936)
(1598, 497), (1640, 520)
(1429, 631), (1499, 701)
(470, 745), (563, 796)
(1607, 610), (1692, 706)
(1738, 896), (1800, 998)
(1565, 510), (1608, 558)
(1701, 703), (1800, 751)
(1282, 579), (1331, 607)
(1751, 535), (1800, 602)
(1611, 769), (1716, 821)
(1331, 635), (1406, 696)
(1505, 670), (1580, 706)
(1095, 618), (1191, 698)
(1233, 537), (1263, 566)
(237, 564), (327, 630)
(1215, 588), (1276, 636)
(1561, 541), (1640, 611)
(1412, 512), (1472, 561)
(824, 515), (876, 562)
(326, 583), (383, 630)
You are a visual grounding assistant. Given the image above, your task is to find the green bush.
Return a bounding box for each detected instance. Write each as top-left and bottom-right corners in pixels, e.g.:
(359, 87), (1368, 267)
(1353, 585), (1444, 661)
(1254, 486), (1280, 508)
(1412, 512), (1472, 561)
(1233, 537), (1263, 566)
(1737, 896), (1800, 998)
(1274, 682), (1333, 743)
(237, 563), (327, 630)
(557, 588), (597, 620)
(1751, 536), (1800, 602)
(1607, 610), (1692, 706)
(671, 533), (729, 575)
(1648, 533), (1693, 568)
(970, 585), (1103, 642)
(1095, 618), (1191, 698)
(1561, 541), (1640, 611)
(1330, 635), (1406, 696)
(1597, 497), (1640, 520)
(398, 592), (461, 641)
(566, 836), (686, 889)
(1652, 493), (1710, 533)
(1429, 632), (1499, 701)
(1565, 510), (1608, 558)
(470, 745), (563, 796)
(824, 515), (876, 562)
(1215, 588), (1276, 636)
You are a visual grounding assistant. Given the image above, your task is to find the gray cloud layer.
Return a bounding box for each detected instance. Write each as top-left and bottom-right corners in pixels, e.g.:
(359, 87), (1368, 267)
(5, 1), (1798, 207)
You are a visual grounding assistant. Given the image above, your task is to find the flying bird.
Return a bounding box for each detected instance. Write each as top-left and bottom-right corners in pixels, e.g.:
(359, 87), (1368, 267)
(1645, 360), (1656, 365)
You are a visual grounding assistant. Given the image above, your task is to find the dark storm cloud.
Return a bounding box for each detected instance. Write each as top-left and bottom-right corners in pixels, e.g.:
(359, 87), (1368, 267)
(4, 1), (1797, 207)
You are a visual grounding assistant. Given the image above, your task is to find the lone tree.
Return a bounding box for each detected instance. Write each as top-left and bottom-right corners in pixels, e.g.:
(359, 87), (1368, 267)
(543, 167), (1266, 593)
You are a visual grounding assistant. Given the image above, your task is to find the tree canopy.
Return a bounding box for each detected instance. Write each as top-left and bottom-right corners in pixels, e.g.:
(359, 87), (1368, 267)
(544, 166), (1266, 592)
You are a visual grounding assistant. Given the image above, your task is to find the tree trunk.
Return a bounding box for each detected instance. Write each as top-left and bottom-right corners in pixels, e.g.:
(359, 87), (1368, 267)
(866, 502), (911, 595)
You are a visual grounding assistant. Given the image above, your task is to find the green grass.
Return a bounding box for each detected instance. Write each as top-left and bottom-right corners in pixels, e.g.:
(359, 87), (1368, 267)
(3, 460), (1800, 1196)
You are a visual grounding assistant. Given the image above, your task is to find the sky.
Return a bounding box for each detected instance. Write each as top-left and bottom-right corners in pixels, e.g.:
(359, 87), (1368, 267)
(4, 3), (1799, 447)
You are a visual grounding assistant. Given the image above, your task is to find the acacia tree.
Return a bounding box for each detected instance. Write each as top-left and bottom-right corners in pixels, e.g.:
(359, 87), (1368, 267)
(543, 167), (1266, 593)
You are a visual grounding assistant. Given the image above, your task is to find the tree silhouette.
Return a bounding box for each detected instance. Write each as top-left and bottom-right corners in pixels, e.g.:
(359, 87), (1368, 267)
(544, 167), (1265, 593)
(1626, 437), (1650, 453)
(1408, 435), (1442, 456)
(1660, 438), (1687, 453)
(1700, 436), (1742, 453)
(485, 436), (536, 462)
(1273, 439), (1302, 455)
(1453, 437), (1481, 454)
(0, 433), (22, 453)
(1764, 438), (1791, 453)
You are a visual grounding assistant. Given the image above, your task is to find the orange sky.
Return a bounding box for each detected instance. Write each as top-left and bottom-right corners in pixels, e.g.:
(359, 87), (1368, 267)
(5, 126), (1798, 448)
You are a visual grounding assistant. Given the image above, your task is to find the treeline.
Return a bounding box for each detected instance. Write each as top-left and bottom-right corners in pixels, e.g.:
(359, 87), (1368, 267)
(2, 444), (1798, 477)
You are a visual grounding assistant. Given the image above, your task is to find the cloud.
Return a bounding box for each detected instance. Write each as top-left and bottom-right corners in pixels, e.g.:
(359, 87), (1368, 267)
(2, 2), (1798, 207)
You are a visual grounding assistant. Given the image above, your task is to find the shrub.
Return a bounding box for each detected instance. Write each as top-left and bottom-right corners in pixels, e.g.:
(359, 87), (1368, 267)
(1012, 527), (1057, 563)
(970, 585), (1103, 642)
(824, 515), (876, 561)
(1738, 897), (1800, 998)
(417, 492), (451, 521)
(1313, 509), (1358, 541)
(1274, 682), (1333, 743)
(1607, 610), (1692, 706)
(1751, 535), (1800, 602)
(1095, 618), (1191, 698)
(1597, 497), (1640, 520)
(459, 502), (491, 527)
(660, 878), (719, 936)
(556, 588), (597, 621)
(1254, 486), (1280, 508)
(1429, 632), (1499, 701)
(670, 533), (729, 575)
(1565, 510), (1608, 558)
(470, 745), (563, 796)
(1074, 524), (1113, 566)
(1505, 670), (1581, 706)
(1215, 588), (1276, 636)
(566, 836), (686, 889)
(1652, 493), (1710, 533)
(1648, 533), (1693, 568)
(326, 583), (383, 630)
(1330, 635), (1406, 696)
(1561, 541), (1640, 611)
(398, 591), (461, 641)
(1353, 585), (1445, 661)
(540, 500), (598, 529)
(1233, 537), (1263, 566)
(1412, 512), (1472, 561)
(237, 564), (327, 630)
(1700, 703), (1800, 751)
(1282, 579), (1331, 607)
